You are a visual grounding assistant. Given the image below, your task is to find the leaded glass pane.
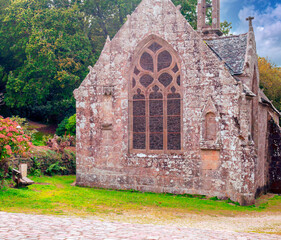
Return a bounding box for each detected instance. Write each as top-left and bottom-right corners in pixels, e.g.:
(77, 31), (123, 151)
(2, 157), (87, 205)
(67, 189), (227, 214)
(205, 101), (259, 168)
(158, 50), (172, 71)
(140, 52), (154, 72)
(148, 42), (162, 53)
(167, 116), (181, 132)
(158, 73), (172, 87)
(133, 117), (146, 132)
(150, 134), (163, 150)
(177, 75), (181, 86)
(150, 117), (163, 133)
(140, 74), (154, 88)
(133, 134), (146, 149)
(134, 67), (140, 75)
(149, 100), (163, 116)
(167, 99), (181, 115)
(133, 101), (145, 116)
(133, 89), (145, 99)
(172, 64), (179, 73)
(167, 133), (181, 150)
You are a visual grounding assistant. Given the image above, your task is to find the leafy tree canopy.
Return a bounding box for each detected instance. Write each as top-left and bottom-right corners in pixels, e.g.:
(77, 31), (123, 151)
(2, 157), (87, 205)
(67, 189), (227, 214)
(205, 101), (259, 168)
(2, 0), (93, 122)
(258, 57), (281, 113)
(0, 0), (232, 123)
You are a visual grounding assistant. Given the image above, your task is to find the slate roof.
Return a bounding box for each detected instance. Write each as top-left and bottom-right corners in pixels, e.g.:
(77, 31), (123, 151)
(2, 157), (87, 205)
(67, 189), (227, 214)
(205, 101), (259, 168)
(259, 89), (281, 116)
(205, 33), (248, 75)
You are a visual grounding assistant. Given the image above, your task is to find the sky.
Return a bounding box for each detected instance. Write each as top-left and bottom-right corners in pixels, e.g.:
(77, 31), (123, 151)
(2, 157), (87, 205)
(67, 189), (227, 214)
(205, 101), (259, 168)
(220, 0), (281, 66)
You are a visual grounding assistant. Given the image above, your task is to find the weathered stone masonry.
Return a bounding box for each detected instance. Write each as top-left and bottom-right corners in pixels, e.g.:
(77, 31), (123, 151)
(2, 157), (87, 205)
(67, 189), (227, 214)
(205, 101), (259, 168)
(74, 0), (281, 205)
(268, 119), (281, 193)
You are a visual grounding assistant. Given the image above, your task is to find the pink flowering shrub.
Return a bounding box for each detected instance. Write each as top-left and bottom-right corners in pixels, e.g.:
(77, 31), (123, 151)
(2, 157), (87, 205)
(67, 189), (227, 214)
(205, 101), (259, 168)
(0, 116), (32, 183)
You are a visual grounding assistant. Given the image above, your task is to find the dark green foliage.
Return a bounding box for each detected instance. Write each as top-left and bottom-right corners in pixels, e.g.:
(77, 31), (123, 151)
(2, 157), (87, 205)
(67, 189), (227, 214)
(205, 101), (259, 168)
(65, 114), (76, 136)
(209, 196), (219, 201)
(56, 118), (69, 136)
(56, 114), (76, 136)
(26, 149), (76, 176)
(0, 0), (233, 123)
(1, 0), (93, 123)
(0, 166), (12, 180)
(46, 162), (66, 176)
(0, 166), (13, 189)
(36, 149), (76, 175)
(29, 157), (42, 177)
(9, 149), (76, 178)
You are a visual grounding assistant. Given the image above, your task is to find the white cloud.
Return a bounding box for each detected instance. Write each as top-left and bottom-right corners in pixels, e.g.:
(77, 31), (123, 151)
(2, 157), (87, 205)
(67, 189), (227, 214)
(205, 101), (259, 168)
(235, 4), (281, 66)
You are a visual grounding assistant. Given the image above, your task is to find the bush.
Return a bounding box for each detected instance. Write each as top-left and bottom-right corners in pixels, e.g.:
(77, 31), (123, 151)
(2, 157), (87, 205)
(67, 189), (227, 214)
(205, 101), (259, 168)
(56, 114), (76, 136)
(42, 134), (53, 145)
(0, 116), (32, 186)
(56, 118), (69, 136)
(46, 162), (66, 176)
(12, 148), (76, 177)
(0, 166), (12, 180)
(29, 157), (42, 177)
(65, 114), (76, 136)
(28, 149), (76, 176)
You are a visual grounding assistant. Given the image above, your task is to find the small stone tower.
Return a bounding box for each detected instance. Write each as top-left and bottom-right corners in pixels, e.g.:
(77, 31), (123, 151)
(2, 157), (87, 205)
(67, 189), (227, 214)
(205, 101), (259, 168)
(197, 0), (222, 37)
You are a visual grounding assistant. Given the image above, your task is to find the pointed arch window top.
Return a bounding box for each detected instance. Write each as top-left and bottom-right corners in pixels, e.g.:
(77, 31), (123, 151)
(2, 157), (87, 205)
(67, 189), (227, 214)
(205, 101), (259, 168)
(148, 42), (162, 53)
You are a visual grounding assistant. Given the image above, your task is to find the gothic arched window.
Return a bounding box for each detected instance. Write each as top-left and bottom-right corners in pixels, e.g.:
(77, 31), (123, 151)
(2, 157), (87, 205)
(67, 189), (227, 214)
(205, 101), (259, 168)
(130, 40), (182, 153)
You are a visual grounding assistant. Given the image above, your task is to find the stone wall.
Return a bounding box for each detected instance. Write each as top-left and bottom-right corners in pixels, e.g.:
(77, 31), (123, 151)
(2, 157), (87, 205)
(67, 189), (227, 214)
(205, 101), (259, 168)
(268, 119), (281, 193)
(255, 105), (269, 194)
(74, 0), (259, 205)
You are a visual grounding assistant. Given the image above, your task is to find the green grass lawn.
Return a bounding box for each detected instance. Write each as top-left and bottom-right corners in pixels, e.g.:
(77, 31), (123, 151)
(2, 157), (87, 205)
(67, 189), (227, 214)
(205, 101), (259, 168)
(0, 175), (281, 219)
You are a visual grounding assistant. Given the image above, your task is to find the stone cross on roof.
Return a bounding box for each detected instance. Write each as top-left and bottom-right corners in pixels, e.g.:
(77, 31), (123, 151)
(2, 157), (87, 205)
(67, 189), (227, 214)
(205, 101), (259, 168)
(246, 16), (254, 27)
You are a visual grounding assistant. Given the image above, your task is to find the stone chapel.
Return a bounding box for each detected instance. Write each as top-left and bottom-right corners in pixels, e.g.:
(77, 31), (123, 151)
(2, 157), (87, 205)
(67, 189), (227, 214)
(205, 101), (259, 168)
(74, 0), (281, 205)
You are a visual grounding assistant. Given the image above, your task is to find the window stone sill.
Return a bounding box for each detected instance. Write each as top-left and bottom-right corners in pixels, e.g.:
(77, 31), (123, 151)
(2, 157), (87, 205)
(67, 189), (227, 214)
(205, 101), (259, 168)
(200, 141), (221, 150)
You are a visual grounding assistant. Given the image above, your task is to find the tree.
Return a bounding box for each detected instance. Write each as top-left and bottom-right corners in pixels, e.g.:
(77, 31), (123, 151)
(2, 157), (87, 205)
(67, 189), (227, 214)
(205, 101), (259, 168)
(0, 0), (233, 123)
(258, 57), (281, 113)
(3, 0), (94, 122)
(221, 20), (233, 36)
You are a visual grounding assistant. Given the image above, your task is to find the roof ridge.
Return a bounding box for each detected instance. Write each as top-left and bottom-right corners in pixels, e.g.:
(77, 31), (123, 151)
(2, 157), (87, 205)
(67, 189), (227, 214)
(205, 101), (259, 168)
(206, 33), (248, 40)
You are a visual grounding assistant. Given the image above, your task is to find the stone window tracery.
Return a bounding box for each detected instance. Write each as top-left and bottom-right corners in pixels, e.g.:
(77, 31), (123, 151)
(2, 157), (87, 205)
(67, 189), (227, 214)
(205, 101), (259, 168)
(130, 41), (182, 153)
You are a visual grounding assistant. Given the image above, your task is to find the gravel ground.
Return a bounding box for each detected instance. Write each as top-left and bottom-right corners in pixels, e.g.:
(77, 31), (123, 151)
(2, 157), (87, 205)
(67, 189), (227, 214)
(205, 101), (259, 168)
(88, 207), (281, 235)
(0, 212), (280, 240)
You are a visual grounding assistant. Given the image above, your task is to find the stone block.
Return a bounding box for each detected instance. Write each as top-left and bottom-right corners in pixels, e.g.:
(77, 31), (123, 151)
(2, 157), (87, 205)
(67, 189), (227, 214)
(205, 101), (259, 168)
(201, 150), (220, 170)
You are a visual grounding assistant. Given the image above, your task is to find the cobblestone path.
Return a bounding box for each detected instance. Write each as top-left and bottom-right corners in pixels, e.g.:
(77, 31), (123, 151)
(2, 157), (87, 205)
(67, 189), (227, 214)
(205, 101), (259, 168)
(0, 212), (280, 240)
